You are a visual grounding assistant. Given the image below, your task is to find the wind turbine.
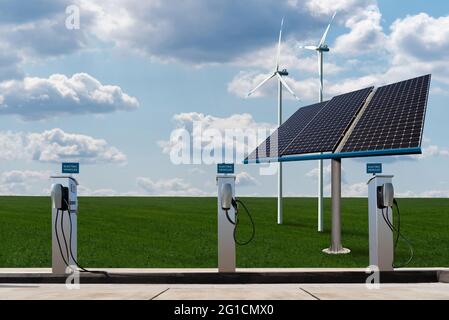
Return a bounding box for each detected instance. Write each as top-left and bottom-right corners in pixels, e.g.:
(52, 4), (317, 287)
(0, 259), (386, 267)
(298, 12), (336, 232)
(247, 18), (300, 225)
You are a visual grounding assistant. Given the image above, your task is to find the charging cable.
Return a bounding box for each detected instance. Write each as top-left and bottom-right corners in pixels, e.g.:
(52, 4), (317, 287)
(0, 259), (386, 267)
(54, 199), (109, 277)
(54, 209), (70, 268)
(224, 198), (255, 246)
(381, 199), (414, 268)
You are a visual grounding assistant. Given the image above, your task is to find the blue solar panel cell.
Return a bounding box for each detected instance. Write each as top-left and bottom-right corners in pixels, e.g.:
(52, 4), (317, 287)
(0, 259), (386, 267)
(246, 101), (327, 160)
(341, 75), (431, 153)
(281, 87), (373, 155)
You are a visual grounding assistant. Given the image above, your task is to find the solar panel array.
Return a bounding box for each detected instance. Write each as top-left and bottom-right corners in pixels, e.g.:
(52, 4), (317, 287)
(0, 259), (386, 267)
(247, 101), (327, 160)
(342, 74), (431, 153)
(246, 74), (431, 162)
(281, 87), (373, 155)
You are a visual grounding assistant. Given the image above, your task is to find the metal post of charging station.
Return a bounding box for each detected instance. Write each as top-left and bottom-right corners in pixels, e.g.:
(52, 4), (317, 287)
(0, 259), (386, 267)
(217, 174), (236, 273)
(51, 176), (78, 274)
(367, 175), (394, 271)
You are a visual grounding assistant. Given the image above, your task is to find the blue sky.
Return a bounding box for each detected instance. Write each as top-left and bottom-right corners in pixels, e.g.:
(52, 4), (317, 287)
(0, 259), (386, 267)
(0, 0), (448, 197)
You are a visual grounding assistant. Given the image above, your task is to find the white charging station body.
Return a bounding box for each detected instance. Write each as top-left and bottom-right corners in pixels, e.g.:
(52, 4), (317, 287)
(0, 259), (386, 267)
(367, 174), (394, 271)
(51, 176), (78, 274)
(217, 174), (236, 273)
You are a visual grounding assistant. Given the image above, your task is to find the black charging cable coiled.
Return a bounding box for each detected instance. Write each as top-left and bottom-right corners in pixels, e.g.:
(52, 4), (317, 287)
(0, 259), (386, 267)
(54, 200), (109, 277)
(224, 198), (255, 246)
(380, 199), (414, 268)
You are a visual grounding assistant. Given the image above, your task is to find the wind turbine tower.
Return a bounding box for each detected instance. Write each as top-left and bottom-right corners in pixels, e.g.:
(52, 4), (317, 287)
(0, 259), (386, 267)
(248, 18), (300, 225)
(299, 12), (336, 232)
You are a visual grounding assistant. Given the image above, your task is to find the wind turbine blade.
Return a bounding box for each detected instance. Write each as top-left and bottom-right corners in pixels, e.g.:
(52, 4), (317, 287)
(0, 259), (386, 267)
(247, 73), (276, 97)
(276, 73), (300, 101)
(275, 17), (284, 70)
(302, 45), (318, 51)
(318, 11), (336, 47)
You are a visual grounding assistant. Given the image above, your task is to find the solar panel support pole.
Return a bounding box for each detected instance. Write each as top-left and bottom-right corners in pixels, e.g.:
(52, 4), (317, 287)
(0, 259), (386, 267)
(323, 159), (350, 254)
(317, 51), (324, 232)
(277, 78), (283, 225)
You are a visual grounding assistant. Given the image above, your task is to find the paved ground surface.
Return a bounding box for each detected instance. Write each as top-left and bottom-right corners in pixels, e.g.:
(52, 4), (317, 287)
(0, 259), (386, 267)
(0, 268), (448, 300)
(1, 283), (449, 300)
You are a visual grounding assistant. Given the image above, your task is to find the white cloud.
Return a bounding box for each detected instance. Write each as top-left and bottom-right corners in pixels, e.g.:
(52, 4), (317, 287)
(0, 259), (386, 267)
(0, 73), (139, 120)
(77, 186), (119, 196)
(323, 181), (367, 197)
(1, 170), (48, 183)
(0, 1), (372, 67)
(170, 112), (274, 133)
(0, 46), (23, 81)
(232, 40), (343, 75)
(308, 165), (371, 197)
(159, 112), (275, 161)
(395, 190), (417, 198)
(82, 0), (326, 65)
(236, 171), (259, 187)
(0, 131), (27, 160)
(333, 4), (386, 55)
(136, 177), (208, 196)
(388, 13), (449, 64)
(306, 163), (348, 184)
(331, 12), (449, 95)
(306, 164), (332, 178)
(431, 86), (449, 96)
(396, 189), (449, 198)
(0, 128), (126, 164)
(228, 70), (321, 101)
(228, 8), (449, 100)
(0, 0), (88, 55)
(420, 190), (449, 198)
(420, 145), (449, 158)
(386, 13), (449, 88)
(303, 0), (375, 17)
(0, 170), (49, 195)
(228, 71), (276, 99)
(295, 182), (449, 198)
(0, 1), (93, 79)
(342, 182), (367, 197)
(188, 167), (206, 175)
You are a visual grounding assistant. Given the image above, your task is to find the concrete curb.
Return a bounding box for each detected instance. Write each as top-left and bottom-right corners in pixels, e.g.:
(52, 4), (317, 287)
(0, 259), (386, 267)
(0, 270), (440, 284)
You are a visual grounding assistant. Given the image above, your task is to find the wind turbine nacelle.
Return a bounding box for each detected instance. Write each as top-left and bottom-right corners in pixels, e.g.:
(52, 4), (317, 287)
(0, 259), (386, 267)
(279, 69), (289, 76)
(319, 45), (330, 52)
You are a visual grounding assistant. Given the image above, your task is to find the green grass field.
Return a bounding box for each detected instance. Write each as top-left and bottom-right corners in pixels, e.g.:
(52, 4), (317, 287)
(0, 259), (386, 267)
(0, 196), (448, 268)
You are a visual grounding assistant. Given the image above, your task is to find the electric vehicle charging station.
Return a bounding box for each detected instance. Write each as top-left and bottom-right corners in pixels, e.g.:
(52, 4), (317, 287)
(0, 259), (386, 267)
(217, 172), (236, 273)
(50, 176), (78, 274)
(367, 174), (394, 271)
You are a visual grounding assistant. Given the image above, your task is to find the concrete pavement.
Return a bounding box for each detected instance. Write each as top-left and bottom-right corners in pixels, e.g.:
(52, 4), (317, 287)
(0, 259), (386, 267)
(0, 283), (449, 300)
